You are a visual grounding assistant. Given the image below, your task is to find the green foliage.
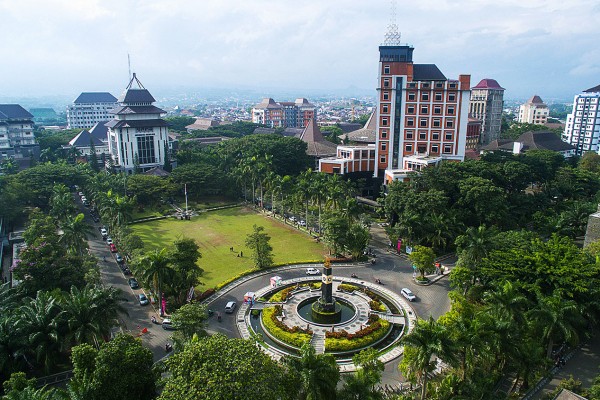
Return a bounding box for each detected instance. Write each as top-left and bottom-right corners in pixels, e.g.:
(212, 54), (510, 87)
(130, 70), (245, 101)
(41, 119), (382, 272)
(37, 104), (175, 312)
(160, 334), (295, 400)
(126, 175), (177, 206)
(164, 116), (196, 133)
(283, 343), (340, 400)
(170, 302), (208, 342)
(269, 286), (296, 302)
(261, 306), (312, 348)
(338, 283), (359, 293)
(245, 224), (274, 269)
(408, 246), (436, 279)
(501, 122), (553, 140)
(324, 319), (390, 352)
(69, 334), (157, 400)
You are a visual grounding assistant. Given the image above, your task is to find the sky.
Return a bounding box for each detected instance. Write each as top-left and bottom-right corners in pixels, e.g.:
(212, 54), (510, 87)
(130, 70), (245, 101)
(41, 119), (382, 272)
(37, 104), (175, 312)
(1, 0), (599, 102)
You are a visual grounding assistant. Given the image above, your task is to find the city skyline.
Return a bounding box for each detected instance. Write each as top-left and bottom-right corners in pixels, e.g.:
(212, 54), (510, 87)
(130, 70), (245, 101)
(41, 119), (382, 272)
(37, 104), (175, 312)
(0, 0), (599, 102)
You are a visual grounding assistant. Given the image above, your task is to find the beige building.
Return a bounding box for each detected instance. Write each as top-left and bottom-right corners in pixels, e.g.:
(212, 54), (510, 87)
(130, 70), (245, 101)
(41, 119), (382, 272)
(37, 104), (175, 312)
(469, 78), (504, 144)
(518, 95), (549, 125)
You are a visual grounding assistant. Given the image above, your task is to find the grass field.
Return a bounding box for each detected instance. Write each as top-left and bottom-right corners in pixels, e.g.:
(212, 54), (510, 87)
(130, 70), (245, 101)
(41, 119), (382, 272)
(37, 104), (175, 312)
(131, 206), (327, 289)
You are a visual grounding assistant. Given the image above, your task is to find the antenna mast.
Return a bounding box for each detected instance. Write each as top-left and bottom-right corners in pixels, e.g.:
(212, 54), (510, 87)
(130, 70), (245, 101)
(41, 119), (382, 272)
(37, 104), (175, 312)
(384, 0), (402, 45)
(128, 53), (132, 81)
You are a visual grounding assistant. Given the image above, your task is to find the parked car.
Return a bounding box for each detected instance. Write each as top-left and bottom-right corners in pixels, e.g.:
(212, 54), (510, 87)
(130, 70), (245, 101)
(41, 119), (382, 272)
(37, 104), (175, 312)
(109, 243), (117, 253)
(123, 267), (132, 276)
(100, 228), (108, 237)
(306, 267), (320, 276)
(138, 293), (149, 306)
(225, 301), (237, 313)
(93, 215), (100, 223)
(162, 318), (176, 330)
(106, 237), (113, 245)
(299, 220), (307, 227)
(115, 253), (124, 264)
(288, 216), (297, 222)
(128, 278), (139, 289)
(401, 288), (416, 302)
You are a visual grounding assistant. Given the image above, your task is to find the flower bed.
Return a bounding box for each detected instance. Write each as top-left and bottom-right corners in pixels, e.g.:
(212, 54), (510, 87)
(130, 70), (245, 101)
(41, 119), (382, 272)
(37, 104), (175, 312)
(269, 286), (296, 302)
(338, 283), (360, 293)
(261, 306), (312, 348)
(324, 316), (391, 352)
(369, 300), (386, 312)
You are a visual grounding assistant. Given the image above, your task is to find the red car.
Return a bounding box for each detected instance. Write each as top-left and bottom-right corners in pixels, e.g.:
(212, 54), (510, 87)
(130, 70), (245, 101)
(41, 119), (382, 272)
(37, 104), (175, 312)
(109, 243), (117, 253)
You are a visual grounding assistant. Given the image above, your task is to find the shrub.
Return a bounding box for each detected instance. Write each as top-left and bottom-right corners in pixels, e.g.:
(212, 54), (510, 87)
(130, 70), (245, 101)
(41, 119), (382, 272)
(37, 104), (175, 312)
(325, 319), (391, 352)
(369, 300), (386, 312)
(261, 306), (312, 348)
(269, 286), (296, 302)
(338, 283), (359, 293)
(214, 269), (257, 290)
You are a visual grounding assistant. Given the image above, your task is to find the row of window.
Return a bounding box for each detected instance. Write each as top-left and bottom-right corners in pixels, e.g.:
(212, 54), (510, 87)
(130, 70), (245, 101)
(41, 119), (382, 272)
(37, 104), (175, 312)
(381, 91), (457, 103)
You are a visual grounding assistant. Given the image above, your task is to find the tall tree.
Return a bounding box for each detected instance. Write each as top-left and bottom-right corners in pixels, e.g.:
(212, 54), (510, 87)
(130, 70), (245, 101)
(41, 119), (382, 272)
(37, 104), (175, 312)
(408, 245), (436, 280)
(245, 225), (274, 269)
(131, 248), (173, 316)
(284, 343), (340, 400)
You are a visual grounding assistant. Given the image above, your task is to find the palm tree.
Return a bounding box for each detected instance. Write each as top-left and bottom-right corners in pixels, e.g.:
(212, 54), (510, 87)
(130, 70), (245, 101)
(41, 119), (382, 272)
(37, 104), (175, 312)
(15, 291), (62, 373)
(50, 184), (75, 223)
(296, 169), (314, 227)
(132, 248), (173, 316)
(59, 213), (95, 255)
(400, 317), (456, 400)
(257, 154), (273, 208)
(527, 291), (584, 358)
(311, 173), (327, 231)
(284, 343), (340, 400)
(61, 285), (126, 348)
(454, 225), (497, 289)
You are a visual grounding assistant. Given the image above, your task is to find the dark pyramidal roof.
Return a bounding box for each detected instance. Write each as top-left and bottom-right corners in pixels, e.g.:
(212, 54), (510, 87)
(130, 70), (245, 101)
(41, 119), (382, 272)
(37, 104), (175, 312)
(118, 73), (156, 104)
(413, 64), (446, 81)
(584, 84), (600, 93)
(74, 92), (117, 104)
(0, 104), (33, 120)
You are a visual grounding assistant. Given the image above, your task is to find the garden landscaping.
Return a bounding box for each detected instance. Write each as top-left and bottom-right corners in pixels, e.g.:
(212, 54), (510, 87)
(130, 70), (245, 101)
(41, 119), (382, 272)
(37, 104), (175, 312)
(131, 206), (327, 289)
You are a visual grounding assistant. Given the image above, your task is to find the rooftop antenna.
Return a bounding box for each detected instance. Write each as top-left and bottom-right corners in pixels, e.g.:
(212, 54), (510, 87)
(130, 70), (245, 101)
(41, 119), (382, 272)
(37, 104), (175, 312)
(384, 0), (402, 45)
(127, 53), (132, 81)
(125, 72), (146, 90)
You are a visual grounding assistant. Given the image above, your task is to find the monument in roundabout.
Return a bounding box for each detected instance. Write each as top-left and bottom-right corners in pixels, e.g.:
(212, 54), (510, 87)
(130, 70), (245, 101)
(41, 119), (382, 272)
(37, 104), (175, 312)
(311, 259), (342, 323)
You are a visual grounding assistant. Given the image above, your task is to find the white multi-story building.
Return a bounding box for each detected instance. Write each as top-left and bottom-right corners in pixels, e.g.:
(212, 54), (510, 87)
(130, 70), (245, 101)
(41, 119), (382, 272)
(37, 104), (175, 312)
(252, 98), (316, 128)
(469, 79), (505, 144)
(67, 92), (117, 129)
(563, 84), (600, 156)
(0, 104), (38, 160)
(518, 95), (549, 125)
(106, 74), (168, 172)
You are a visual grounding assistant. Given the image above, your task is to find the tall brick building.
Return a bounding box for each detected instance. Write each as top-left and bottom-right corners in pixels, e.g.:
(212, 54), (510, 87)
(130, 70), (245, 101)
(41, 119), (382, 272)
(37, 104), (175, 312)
(374, 36), (471, 183)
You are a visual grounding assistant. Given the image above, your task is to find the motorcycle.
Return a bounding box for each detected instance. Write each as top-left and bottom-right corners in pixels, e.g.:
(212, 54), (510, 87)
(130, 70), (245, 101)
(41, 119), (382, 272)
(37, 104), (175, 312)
(351, 273), (357, 278)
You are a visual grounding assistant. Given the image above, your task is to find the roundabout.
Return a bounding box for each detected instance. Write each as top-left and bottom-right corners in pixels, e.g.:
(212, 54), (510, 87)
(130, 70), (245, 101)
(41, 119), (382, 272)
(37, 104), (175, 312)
(232, 262), (418, 372)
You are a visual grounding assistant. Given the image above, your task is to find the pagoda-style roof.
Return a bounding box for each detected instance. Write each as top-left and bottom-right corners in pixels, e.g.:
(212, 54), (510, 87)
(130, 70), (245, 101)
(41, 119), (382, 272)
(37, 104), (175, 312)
(300, 119), (337, 157)
(110, 105), (166, 115)
(526, 95), (546, 105)
(105, 119), (169, 129)
(117, 73), (156, 104)
(584, 84), (600, 93)
(413, 64), (446, 81)
(89, 122), (109, 142)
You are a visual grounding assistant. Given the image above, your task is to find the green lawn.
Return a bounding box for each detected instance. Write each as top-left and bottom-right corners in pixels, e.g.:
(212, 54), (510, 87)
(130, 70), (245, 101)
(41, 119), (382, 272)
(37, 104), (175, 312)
(131, 207), (327, 289)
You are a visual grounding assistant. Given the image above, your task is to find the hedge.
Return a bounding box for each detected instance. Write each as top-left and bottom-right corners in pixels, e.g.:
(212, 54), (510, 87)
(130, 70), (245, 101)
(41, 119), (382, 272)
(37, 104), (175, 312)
(324, 317), (391, 352)
(261, 306), (312, 348)
(269, 286), (296, 303)
(338, 283), (359, 293)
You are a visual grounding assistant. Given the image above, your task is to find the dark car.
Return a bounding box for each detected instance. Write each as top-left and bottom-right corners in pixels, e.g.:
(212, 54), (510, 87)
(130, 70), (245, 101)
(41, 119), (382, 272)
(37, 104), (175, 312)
(123, 268), (132, 276)
(115, 253), (124, 264)
(128, 278), (139, 289)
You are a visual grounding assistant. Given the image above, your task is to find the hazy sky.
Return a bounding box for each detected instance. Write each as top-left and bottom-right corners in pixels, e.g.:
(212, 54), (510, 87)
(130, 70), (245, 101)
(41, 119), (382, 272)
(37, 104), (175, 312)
(1, 0), (599, 101)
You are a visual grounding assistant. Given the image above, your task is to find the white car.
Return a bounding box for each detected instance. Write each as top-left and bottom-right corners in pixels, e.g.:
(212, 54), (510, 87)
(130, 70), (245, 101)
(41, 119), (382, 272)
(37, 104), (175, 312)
(106, 237), (113, 245)
(289, 216), (297, 222)
(306, 267), (320, 276)
(100, 228), (108, 237)
(401, 288), (416, 302)
(299, 220), (307, 227)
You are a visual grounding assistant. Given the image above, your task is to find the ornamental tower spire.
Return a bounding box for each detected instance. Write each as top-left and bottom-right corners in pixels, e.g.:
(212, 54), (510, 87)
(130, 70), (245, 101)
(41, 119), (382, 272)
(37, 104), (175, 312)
(383, 0), (402, 45)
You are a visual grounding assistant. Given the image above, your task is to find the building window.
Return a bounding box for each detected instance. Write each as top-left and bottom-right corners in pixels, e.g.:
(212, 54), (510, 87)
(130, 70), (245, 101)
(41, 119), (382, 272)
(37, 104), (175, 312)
(419, 118), (428, 127)
(434, 106), (442, 114)
(446, 119), (454, 128)
(421, 93), (429, 101)
(435, 93), (443, 101)
(432, 131), (440, 140)
(433, 119), (441, 127)
(443, 144), (452, 153)
(383, 92), (390, 100)
(419, 131), (427, 140)
(406, 130), (414, 139)
(137, 135), (156, 165)
(384, 78), (390, 88)
(445, 131), (453, 140)
(421, 105), (429, 114)
(435, 82), (444, 88)
(406, 144), (413, 152)
(380, 156), (386, 163)
(449, 83), (457, 88)
(431, 144), (439, 153)
(382, 118), (388, 126)
(447, 106), (455, 115)
(408, 92), (416, 101)
(384, 65), (390, 74)
(406, 118), (414, 127)
(382, 104), (389, 113)
(381, 130), (388, 138)
(448, 93), (456, 102)
(408, 83), (416, 88)
(407, 105), (415, 114)
(381, 143), (387, 151)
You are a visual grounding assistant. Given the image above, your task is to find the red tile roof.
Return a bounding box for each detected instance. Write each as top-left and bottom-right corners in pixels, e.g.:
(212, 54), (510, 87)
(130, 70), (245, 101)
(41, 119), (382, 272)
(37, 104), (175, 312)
(472, 79), (505, 90)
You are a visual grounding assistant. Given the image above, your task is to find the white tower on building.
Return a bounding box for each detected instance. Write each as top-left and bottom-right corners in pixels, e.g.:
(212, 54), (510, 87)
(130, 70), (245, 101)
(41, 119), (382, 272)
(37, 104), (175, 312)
(563, 84), (600, 156)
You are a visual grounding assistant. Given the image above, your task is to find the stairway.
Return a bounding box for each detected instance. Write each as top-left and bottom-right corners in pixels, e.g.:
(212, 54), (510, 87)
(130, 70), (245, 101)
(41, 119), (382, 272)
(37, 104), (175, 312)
(311, 331), (325, 354)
